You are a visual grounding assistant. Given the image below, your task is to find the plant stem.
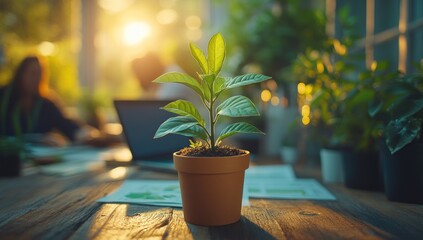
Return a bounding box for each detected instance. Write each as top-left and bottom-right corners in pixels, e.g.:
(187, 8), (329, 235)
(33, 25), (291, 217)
(209, 95), (215, 152)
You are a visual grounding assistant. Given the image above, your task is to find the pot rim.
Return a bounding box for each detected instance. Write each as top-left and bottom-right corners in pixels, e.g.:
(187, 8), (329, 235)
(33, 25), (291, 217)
(173, 149), (250, 159)
(173, 150), (250, 174)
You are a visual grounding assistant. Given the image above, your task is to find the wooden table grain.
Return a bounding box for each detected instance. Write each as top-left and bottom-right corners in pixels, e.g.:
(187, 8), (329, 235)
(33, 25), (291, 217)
(0, 162), (422, 240)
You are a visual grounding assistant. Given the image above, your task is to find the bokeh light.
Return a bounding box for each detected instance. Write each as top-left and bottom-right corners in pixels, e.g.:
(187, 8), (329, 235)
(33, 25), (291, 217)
(302, 104), (310, 117)
(297, 82), (306, 95)
(261, 89), (272, 102)
(185, 15), (202, 30)
(271, 96), (280, 106)
(98, 0), (134, 12)
(157, 9), (178, 25)
(302, 116), (311, 125)
(38, 41), (56, 56)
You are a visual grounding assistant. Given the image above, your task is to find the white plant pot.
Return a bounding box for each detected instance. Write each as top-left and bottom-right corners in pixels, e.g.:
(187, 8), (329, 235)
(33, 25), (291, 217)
(320, 148), (344, 183)
(280, 146), (298, 164)
(265, 106), (298, 156)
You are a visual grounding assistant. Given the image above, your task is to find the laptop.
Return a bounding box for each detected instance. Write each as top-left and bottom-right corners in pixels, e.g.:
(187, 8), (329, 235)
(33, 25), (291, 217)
(114, 100), (189, 171)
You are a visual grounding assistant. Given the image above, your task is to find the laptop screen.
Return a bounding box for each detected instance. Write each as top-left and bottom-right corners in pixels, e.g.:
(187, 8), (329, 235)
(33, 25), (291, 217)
(114, 100), (188, 159)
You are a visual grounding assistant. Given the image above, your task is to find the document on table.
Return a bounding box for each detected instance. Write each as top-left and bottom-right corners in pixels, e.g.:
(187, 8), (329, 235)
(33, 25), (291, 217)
(97, 179), (251, 207)
(246, 164), (296, 180)
(245, 165), (336, 200)
(97, 165), (336, 207)
(98, 180), (183, 207)
(28, 145), (106, 176)
(246, 178), (336, 200)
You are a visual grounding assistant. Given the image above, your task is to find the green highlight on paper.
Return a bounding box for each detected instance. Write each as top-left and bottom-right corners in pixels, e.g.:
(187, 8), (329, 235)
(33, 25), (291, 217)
(126, 192), (165, 200)
(265, 189), (306, 195)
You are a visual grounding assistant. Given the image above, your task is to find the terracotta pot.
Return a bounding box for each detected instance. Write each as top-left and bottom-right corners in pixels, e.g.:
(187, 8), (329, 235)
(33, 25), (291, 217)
(173, 151), (249, 226)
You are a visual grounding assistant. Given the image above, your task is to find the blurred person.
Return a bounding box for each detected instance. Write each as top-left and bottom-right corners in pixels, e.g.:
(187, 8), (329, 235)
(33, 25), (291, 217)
(0, 55), (98, 146)
(131, 52), (200, 104)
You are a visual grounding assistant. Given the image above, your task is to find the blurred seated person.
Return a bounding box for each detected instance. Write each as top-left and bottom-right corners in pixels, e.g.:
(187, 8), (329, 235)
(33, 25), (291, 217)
(131, 52), (199, 104)
(0, 55), (98, 146)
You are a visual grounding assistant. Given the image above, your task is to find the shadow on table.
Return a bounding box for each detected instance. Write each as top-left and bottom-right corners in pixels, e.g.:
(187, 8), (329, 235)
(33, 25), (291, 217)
(125, 205), (277, 239)
(188, 216), (277, 240)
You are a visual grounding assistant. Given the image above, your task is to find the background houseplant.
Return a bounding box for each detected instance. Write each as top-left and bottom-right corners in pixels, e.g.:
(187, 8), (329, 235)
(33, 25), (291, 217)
(153, 33), (270, 226)
(216, 0), (327, 156)
(293, 33), (384, 189)
(293, 37), (354, 184)
(370, 69), (423, 203)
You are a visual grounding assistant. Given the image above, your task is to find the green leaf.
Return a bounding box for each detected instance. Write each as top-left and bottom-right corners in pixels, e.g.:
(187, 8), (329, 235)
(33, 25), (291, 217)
(201, 79), (212, 103)
(213, 76), (226, 95)
(208, 33), (225, 75)
(177, 125), (209, 142)
(217, 122), (264, 142)
(225, 74), (271, 89)
(190, 43), (209, 74)
(368, 99), (383, 117)
(385, 118), (422, 154)
(154, 116), (199, 139)
(390, 98), (423, 120)
(153, 72), (203, 98)
(201, 73), (215, 88)
(310, 89), (325, 108)
(347, 89), (374, 108)
(216, 95), (259, 117)
(162, 100), (205, 126)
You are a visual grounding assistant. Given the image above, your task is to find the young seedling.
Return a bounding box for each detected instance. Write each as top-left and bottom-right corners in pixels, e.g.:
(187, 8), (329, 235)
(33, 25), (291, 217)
(153, 33), (271, 153)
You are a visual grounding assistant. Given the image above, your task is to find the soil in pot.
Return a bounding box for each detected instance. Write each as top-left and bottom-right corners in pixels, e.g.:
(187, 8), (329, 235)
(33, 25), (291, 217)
(381, 140), (423, 204)
(173, 150), (249, 226)
(342, 149), (382, 190)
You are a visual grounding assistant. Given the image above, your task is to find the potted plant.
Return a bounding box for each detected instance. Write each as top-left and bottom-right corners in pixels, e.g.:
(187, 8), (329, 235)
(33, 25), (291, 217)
(0, 85), (25, 177)
(153, 33), (271, 226)
(293, 45), (347, 183)
(295, 49), (384, 188)
(370, 70), (423, 203)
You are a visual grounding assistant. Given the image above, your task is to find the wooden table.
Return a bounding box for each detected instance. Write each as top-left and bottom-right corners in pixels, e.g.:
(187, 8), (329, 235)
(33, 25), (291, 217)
(0, 160), (422, 240)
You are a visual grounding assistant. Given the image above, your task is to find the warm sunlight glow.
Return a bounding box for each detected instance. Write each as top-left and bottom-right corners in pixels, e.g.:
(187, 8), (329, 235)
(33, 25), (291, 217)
(271, 96), (280, 106)
(261, 90), (272, 102)
(123, 22), (151, 46)
(98, 0), (134, 12)
(109, 167), (128, 180)
(38, 41), (56, 56)
(157, 9), (178, 25)
(160, 0), (176, 8)
(297, 82), (306, 95)
(185, 16), (202, 30)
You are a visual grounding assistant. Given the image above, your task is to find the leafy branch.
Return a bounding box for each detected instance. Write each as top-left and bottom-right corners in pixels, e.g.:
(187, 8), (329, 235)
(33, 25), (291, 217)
(153, 33), (271, 152)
